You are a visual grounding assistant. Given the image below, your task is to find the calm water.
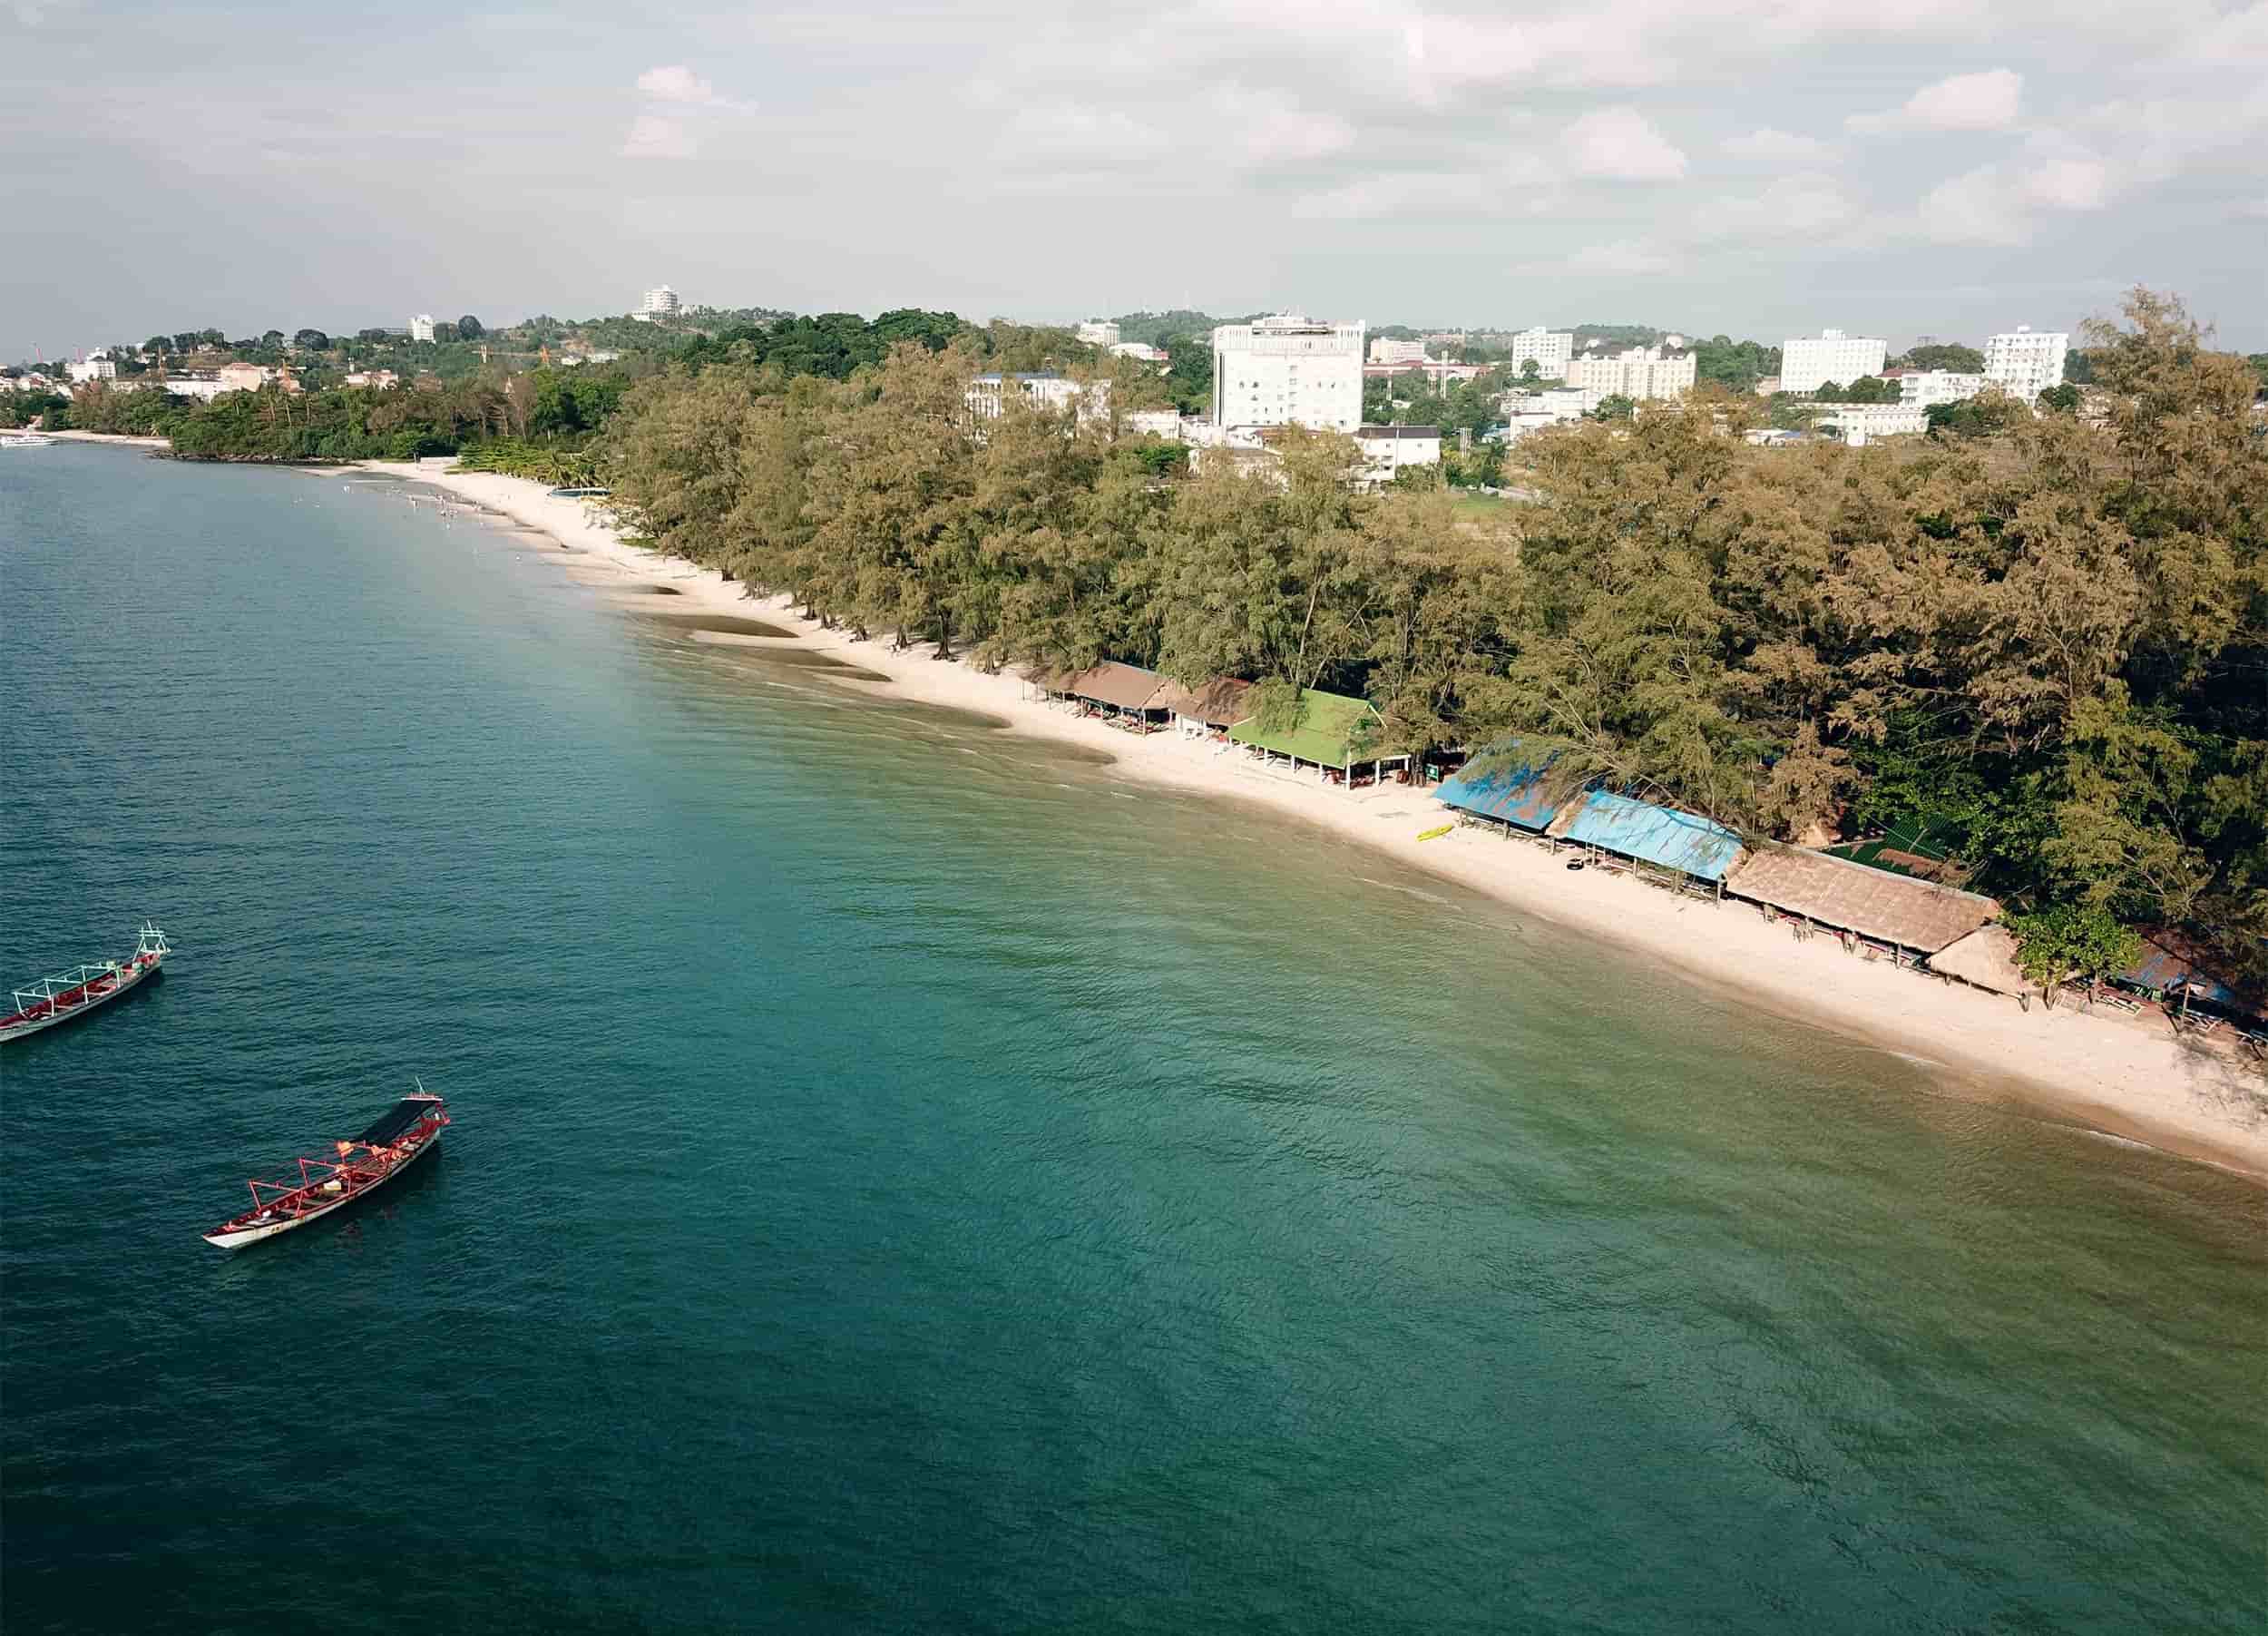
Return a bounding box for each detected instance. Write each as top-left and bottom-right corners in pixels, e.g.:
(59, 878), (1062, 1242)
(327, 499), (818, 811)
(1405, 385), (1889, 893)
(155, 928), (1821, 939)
(3, 446), (2262, 1635)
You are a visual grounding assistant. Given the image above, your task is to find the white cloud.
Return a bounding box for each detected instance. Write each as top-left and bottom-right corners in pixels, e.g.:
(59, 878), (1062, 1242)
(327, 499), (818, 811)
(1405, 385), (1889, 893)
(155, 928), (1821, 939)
(621, 114), (699, 160)
(1915, 152), (2109, 244)
(1563, 240), (1670, 275)
(1702, 171), (1860, 239)
(1850, 68), (2022, 133)
(2168, 1), (2268, 65)
(1723, 127), (1834, 162)
(1217, 90), (1356, 167)
(636, 65), (720, 105)
(1563, 106), (1686, 180)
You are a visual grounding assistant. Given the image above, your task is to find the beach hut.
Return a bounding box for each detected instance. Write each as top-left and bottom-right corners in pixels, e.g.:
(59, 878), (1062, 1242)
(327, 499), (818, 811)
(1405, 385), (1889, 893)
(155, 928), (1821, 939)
(1061, 662), (1174, 732)
(1927, 925), (2035, 1002)
(1432, 752), (1563, 837)
(1724, 847), (2000, 962)
(1227, 688), (1411, 789)
(1549, 790), (1745, 893)
(1160, 676), (1256, 740)
(2115, 927), (2263, 1024)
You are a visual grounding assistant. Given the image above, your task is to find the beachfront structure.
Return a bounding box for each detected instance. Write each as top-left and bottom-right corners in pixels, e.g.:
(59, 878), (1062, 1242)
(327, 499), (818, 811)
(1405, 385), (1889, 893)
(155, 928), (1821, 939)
(409, 314), (435, 343)
(1549, 790), (1745, 893)
(1162, 676), (1255, 740)
(1722, 847), (1999, 963)
(1899, 370), (1988, 409)
(1566, 346), (1696, 411)
(1822, 404), (1929, 446)
(1505, 327), (1574, 378)
(1928, 925), (2032, 998)
(1782, 329), (1888, 396)
(1354, 424), (1442, 485)
(1075, 319), (1120, 348)
(1211, 315), (1365, 434)
(1368, 338), (1428, 366)
(1031, 661), (1173, 731)
(1434, 756), (1563, 835)
(1984, 327), (2068, 400)
(1228, 688), (1409, 788)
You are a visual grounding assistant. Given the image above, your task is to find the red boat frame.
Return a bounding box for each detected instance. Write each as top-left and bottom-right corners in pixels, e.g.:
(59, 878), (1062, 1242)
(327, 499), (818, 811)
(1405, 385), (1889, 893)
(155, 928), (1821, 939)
(213, 1101), (450, 1235)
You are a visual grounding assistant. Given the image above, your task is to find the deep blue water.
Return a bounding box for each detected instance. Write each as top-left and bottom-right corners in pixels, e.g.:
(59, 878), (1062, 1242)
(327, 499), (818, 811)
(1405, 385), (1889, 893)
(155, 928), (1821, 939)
(3, 446), (2262, 1634)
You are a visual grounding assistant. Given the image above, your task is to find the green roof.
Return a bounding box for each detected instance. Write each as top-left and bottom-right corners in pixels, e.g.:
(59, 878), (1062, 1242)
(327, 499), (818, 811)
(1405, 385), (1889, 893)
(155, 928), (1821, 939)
(1227, 689), (1383, 768)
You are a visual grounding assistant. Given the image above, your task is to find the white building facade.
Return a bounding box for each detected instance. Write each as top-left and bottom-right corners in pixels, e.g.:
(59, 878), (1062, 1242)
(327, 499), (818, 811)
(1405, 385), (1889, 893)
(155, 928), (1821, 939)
(1076, 319), (1120, 348)
(1505, 327), (1574, 378)
(1354, 424), (1442, 485)
(965, 371), (1108, 424)
(1368, 337), (1428, 366)
(640, 285), (680, 319)
(1782, 328), (1888, 396)
(66, 358), (117, 383)
(1566, 346), (1696, 410)
(1983, 326), (2068, 400)
(1211, 315), (1365, 434)
(409, 314), (435, 343)
(1823, 403), (1928, 445)
(1899, 370), (1988, 409)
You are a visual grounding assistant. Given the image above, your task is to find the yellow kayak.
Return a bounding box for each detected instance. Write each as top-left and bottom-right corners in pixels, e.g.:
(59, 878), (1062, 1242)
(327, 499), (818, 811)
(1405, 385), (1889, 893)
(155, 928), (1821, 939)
(1417, 824), (1453, 841)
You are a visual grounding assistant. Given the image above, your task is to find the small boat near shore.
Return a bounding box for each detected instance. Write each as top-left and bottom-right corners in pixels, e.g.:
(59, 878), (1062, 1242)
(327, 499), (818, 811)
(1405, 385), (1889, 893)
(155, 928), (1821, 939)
(2, 432), (59, 448)
(2, 924), (171, 1043)
(203, 1087), (451, 1250)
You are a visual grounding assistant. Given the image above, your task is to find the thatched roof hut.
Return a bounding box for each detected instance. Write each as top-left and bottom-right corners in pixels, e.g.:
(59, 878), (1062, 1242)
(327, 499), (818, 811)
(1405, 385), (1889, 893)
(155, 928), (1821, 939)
(1725, 847), (2000, 954)
(1159, 675), (1255, 729)
(1927, 925), (2031, 996)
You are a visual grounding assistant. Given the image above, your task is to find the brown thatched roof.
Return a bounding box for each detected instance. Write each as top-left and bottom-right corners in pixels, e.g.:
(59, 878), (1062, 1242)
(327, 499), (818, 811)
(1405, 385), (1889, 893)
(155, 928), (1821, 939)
(1725, 847), (2000, 953)
(1927, 925), (2031, 995)
(1061, 661), (1171, 712)
(1159, 675), (1255, 727)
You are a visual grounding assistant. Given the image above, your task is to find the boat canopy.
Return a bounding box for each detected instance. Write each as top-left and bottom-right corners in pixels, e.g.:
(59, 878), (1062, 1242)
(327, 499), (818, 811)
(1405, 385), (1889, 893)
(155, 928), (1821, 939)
(356, 1097), (443, 1148)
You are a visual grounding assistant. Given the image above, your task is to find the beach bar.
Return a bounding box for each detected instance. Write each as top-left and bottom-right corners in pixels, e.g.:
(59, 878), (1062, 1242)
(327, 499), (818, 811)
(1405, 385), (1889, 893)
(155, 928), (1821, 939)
(1549, 791), (1745, 895)
(1926, 924), (2035, 1002)
(1227, 688), (1411, 789)
(1032, 662), (1174, 732)
(1724, 847), (2000, 965)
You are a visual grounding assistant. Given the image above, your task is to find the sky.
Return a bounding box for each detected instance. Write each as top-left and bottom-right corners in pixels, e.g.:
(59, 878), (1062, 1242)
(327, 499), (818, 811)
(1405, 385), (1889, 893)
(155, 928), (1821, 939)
(5, 1), (2265, 362)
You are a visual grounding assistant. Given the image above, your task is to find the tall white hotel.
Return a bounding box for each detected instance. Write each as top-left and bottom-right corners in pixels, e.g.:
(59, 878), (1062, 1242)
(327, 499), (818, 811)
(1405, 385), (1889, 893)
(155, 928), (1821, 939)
(1983, 326), (2069, 400)
(1211, 314), (1366, 433)
(1781, 328), (1888, 396)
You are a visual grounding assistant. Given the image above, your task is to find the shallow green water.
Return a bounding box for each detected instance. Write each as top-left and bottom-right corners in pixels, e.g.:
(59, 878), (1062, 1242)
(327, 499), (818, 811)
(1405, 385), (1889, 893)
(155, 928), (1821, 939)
(3, 447), (2262, 1634)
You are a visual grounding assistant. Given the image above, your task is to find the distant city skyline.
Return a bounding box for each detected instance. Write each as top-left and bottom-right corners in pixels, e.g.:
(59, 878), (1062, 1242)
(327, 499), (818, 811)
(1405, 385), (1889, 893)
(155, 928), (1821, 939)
(5, 2), (2263, 364)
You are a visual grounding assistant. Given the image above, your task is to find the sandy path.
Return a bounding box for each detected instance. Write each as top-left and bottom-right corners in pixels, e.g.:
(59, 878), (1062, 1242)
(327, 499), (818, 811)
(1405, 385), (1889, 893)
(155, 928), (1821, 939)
(361, 463), (2268, 1183)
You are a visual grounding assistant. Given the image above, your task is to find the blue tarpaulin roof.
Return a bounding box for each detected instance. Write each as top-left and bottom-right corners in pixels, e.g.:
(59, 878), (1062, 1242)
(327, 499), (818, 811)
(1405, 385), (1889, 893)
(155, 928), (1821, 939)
(1434, 759), (1562, 831)
(2120, 929), (2251, 1010)
(1556, 790), (1745, 881)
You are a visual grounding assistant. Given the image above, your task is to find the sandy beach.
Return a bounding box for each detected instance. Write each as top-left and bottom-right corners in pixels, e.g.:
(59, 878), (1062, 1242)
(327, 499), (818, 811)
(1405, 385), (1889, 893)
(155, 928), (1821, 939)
(364, 460), (2268, 1182)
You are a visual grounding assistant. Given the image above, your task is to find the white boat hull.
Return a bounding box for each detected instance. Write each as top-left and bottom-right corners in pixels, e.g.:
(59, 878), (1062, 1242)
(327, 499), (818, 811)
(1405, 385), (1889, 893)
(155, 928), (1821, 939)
(203, 1131), (442, 1250)
(0, 955), (163, 1043)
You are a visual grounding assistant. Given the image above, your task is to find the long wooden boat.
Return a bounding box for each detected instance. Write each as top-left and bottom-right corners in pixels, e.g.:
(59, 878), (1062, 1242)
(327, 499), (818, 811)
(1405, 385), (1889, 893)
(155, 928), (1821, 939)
(203, 1089), (451, 1250)
(1, 924), (171, 1043)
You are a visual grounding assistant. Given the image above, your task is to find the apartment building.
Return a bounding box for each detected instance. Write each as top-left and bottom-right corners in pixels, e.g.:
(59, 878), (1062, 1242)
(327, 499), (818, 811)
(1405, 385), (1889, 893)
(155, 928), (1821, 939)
(1210, 314), (1365, 433)
(639, 285), (680, 319)
(1567, 346), (1696, 410)
(1823, 403), (1928, 445)
(1505, 326), (1574, 378)
(1899, 370), (1988, 409)
(409, 314), (435, 343)
(1076, 319), (1121, 348)
(1782, 328), (1888, 396)
(1368, 337), (1428, 365)
(1983, 326), (2068, 400)
(1354, 424), (1442, 485)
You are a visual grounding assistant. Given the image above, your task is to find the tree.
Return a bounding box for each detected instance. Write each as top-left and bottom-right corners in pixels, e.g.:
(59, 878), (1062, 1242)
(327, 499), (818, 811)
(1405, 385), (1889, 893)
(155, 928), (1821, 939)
(293, 328), (329, 350)
(2037, 383), (2079, 414)
(261, 329), (285, 347)
(1843, 376), (1895, 404)
(2005, 906), (2144, 1002)
(1899, 343), (1984, 373)
(456, 315), (484, 340)
(143, 335), (171, 355)
(434, 321), (460, 344)
(1520, 359), (1541, 381)
(1589, 394), (1635, 421)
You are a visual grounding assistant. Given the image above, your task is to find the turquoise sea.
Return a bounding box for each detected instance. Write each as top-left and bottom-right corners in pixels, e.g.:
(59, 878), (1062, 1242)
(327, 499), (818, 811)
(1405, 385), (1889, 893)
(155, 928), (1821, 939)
(2, 445), (2262, 1634)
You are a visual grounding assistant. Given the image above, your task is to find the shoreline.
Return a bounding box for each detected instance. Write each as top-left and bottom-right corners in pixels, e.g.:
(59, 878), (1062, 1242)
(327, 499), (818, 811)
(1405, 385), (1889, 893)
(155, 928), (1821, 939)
(361, 460), (2268, 1185)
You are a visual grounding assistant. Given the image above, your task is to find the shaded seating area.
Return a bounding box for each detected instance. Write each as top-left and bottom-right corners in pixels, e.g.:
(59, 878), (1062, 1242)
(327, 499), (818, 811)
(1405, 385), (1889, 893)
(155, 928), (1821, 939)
(1227, 689), (1413, 789)
(1031, 661), (1174, 732)
(1161, 676), (1255, 742)
(1547, 791), (1745, 896)
(1926, 925), (2036, 1004)
(1724, 847), (2000, 965)
(1433, 750), (1564, 838)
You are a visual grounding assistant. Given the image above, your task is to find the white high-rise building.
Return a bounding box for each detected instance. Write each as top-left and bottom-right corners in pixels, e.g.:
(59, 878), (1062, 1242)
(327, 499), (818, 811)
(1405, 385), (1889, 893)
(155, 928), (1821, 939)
(409, 314), (435, 343)
(1368, 337), (1428, 365)
(1076, 319), (1120, 348)
(1983, 326), (2068, 400)
(1782, 328), (1888, 396)
(1505, 327), (1575, 378)
(1899, 371), (1988, 409)
(1566, 346), (1696, 410)
(640, 285), (681, 318)
(1211, 314), (1365, 433)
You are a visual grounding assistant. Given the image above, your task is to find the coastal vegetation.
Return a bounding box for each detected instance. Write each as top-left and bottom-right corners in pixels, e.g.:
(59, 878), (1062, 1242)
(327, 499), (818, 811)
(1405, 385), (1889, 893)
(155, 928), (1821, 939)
(592, 289), (2268, 988)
